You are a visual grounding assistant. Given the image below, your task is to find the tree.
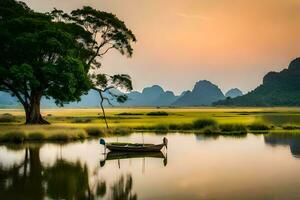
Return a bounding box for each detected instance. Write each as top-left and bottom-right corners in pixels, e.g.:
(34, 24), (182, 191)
(0, 1), (136, 124)
(63, 6), (136, 128)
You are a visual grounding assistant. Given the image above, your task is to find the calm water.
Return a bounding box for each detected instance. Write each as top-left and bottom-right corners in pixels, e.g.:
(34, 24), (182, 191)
(1, 133), (300, 200)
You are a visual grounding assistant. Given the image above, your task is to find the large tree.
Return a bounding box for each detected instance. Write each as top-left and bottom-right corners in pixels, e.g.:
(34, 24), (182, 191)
(0, 0), (136, 124)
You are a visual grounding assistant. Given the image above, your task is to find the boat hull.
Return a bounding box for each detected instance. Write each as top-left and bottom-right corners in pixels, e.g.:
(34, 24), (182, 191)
(106, 144), (165, 152)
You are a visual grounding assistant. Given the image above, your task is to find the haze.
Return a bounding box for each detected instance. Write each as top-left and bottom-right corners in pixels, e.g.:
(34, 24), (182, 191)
(23, 0), (300, 94)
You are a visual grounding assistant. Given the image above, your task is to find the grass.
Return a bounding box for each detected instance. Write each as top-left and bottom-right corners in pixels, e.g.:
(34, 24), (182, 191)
(146, 111), (169, 116)
(248, 123), (271, 131)
(219, 124), (247, 134)
(0, 107), (300, 143)
(0, 113), (17, 122)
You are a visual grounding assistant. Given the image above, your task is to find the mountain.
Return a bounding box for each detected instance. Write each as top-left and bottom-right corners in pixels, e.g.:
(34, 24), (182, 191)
(215, 58), (300, 106)
(173, 80), (225, 106)
(124, 85), (178, 106)
(0, 92), (19, 107)
(225, 88), (243, 98)
(154, 91), (178, 106)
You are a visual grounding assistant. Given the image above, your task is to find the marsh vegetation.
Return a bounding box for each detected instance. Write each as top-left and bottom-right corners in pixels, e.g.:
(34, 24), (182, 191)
(1, 108), (300, 143)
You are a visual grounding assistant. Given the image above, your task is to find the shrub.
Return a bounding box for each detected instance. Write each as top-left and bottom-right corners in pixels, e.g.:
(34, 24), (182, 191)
(203, 126), (220, 135)
(0, 131), (27, 143)
(72, 118), (92, 123)
(85, 127), (105, 137)
(193, 119), (217, 129)
(110, 127), (132, 135)
(219, 124), (247, 134)
(48, 133), (70, 141)
(248, 123), (270, 131)
(153, 124), (169, 131)
(0, 113), (17, 122)
(282, 125), (300, 130)
(146, 111), (169, 116)
(116, 112), (144, 116)
(27, 132), (45, 140)
(169, 123), (180, 130)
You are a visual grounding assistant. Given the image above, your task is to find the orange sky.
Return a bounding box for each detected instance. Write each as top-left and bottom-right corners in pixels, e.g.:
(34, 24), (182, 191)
(24, 0), (300, 94)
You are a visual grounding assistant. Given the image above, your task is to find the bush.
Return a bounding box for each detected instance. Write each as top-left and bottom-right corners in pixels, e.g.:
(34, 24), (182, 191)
(27, 132), (45, 140)
(203, 126), (220, 135)
(248, 123), (270, 131)
(282, 125), (300, 130)
(146, 111), (169, 116)
(110, 127), (132, 135)
(152, 124), (169, 131)
(0, 113), (17, 122)
(0, 131), (27, 143)
(47, 129), (87, 141)
(193, 119), (217, 129)
(219, 124), (247, 134)
(116, 112), (144, 116)
(72, 118), (92, 123)
(85, 127), (105, 137)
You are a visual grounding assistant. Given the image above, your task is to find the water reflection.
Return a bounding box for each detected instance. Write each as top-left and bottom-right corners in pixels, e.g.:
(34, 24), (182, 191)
(0, 144), (137, 200)
(101, 151), (167, 168)
(1, 133), (300, 200)
(110, 174), (137, 200)
(264, 134), (300, 158)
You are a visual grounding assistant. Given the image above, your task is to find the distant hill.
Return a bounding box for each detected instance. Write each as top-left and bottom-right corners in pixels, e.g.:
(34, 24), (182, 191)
(173, 80), (225, 106)
(215, 58), (300, 106)
(225, 88), (243, 98)
(124, 85), (178, 106)
(0, 92), (19, 108)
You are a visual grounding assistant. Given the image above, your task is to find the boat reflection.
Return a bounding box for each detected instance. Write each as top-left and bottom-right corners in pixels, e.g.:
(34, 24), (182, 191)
(264, 134), (300, 158)
(100, 151), (168, 167)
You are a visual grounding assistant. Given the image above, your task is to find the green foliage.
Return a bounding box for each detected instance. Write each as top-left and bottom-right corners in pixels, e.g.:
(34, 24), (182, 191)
(27, 132), (46, 140)
(282, 124), (300, 130)
(0, 0), (136, 124)
(116, 112), (144, 116)
(147, 111), (169, 116)
(193, 119), (217, 129)
(248, 123), (270, 131)
(71, 117), (92, 123)
(108, 127), (132, 135)
(0, 131), (27, 143)
(152, 124), (169, 132)
(0, 113), (17, 122)
(85, 127), (105, 137)
(219, 124), (247, 134)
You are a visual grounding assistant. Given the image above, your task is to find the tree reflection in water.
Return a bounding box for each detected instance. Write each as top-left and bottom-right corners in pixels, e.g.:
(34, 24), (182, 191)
(0, 145), (96, 199)
(110, 174), (137, 200)
(264, 134), (300, 158)
(0, 144), (138, 200)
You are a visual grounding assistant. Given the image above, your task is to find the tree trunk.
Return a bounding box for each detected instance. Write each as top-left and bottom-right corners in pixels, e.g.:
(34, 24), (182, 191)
(24, 93), (49, 125)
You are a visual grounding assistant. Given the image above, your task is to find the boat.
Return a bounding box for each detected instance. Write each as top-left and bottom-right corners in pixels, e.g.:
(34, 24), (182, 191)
(105, 151), (166, 160)
(100, 151), (167, 167)
(99, 137), (168, 152)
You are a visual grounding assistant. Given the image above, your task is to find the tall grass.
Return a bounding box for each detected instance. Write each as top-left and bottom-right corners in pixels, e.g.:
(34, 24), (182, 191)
(248, 123), (270, 131)
(219, 124), (247, 134)
(0, 113), (17, 123)
(193, 119), (217, 129)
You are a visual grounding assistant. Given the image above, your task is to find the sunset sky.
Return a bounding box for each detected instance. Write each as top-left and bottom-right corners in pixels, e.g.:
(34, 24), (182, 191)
(23, 0), (300, 94)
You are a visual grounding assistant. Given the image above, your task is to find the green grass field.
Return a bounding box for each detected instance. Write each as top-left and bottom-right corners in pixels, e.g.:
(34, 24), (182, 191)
(1, 107), (300, 142)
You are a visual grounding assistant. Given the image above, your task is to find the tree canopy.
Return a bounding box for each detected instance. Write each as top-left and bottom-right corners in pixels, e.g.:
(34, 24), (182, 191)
(0, 0), (136, 124)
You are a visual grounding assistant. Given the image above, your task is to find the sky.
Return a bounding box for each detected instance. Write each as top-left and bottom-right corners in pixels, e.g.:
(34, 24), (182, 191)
(23, 0), (300, 95)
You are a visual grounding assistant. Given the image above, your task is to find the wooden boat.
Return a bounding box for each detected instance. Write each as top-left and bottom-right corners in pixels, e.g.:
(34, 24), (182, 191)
(100, 151), (167, 167)
(105, 151), (166, 160)
(100, 137), (168, 152)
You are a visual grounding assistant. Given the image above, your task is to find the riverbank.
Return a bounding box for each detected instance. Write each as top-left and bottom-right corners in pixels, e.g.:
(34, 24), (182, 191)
(1, 108), (300, 143)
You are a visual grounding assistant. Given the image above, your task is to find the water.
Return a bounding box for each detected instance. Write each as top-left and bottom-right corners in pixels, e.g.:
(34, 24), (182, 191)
(1, 133), (300, 200)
